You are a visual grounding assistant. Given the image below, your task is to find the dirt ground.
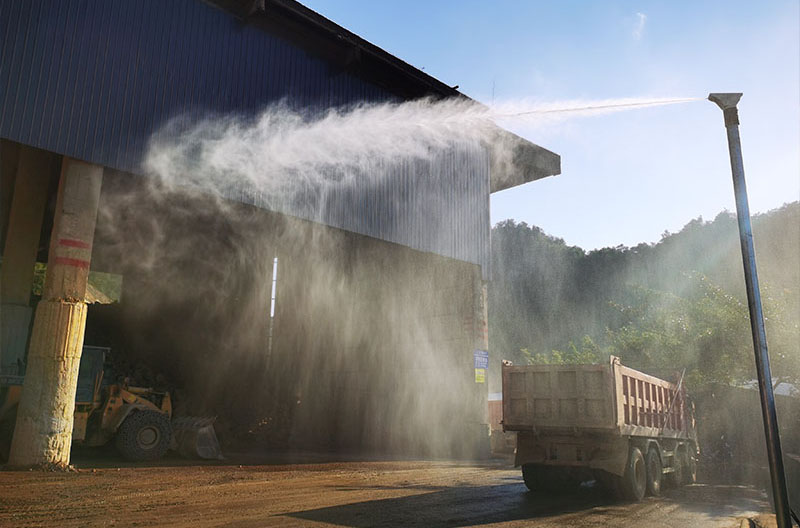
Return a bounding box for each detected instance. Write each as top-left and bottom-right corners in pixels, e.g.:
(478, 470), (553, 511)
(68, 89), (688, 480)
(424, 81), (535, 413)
(0, 453), (775, 528)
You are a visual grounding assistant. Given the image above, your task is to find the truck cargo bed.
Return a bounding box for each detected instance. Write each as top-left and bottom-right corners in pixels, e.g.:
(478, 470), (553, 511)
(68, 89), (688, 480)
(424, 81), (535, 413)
(502, 357), (692, 439)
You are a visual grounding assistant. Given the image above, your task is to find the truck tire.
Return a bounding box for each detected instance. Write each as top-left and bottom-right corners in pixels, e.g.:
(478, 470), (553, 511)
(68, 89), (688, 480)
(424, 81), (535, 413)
(115, 410), (171, 461)
(619, 447), (647, 501)
(595, 470), (622, 497)
(666, 449), (684, 487)
(645, 447), (662, 496)
(522, 465), (578, 492)
(522, 464), (546, 491)
(682, 449), (697, 485)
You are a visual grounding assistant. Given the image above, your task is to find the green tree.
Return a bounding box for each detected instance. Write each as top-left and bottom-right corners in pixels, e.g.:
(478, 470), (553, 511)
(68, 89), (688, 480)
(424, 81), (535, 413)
(522, 335), (606, 365)
(607, 274), (799, 390)
(489, 203), (799, 392)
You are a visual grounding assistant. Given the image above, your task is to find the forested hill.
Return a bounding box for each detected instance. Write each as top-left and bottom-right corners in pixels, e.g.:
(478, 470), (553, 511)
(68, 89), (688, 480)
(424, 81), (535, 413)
(488, 201), (800, 391)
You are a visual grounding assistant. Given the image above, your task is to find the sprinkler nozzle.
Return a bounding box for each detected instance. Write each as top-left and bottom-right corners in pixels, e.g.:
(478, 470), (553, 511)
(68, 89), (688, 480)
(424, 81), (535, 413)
(708, 93), (743, 126)
(708, 93), (742, 110)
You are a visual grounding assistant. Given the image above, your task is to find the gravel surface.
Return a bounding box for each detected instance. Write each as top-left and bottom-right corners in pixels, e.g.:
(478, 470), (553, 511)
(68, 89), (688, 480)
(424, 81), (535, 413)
(0, 455), (773, 527)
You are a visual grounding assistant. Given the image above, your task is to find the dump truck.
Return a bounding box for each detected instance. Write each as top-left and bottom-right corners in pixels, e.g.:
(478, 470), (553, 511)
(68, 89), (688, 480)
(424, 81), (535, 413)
(502, 356), (698, 501)
(0, 346), (221, 462)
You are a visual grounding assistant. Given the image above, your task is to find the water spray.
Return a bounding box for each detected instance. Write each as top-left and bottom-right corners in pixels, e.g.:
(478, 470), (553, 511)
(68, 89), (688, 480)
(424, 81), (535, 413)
(708, 92), (793, 527)
(494, 97), (702, 118)
(145, 96), (703, 199)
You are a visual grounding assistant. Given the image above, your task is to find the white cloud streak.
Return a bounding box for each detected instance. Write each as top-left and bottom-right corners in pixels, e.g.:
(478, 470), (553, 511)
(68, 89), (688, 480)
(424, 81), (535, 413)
(633, 12), (647, 40)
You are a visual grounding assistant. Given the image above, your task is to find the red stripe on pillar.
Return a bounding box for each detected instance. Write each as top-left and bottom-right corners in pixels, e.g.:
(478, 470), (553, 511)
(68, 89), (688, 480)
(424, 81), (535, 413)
(53, 257), (90, 269)
(58, 238), (91, 249)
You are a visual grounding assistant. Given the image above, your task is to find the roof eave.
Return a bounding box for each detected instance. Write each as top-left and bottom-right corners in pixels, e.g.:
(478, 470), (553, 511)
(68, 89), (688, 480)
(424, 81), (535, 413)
(209, 0), (563, 190)
(489, 130), (561, 193)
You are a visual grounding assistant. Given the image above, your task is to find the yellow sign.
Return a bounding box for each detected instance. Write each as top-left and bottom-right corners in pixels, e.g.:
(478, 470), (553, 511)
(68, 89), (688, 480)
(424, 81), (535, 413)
(474, 368), (486, 384)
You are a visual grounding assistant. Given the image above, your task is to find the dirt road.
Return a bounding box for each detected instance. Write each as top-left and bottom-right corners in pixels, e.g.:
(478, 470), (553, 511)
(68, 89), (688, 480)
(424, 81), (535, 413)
(0, 456), (772, 527)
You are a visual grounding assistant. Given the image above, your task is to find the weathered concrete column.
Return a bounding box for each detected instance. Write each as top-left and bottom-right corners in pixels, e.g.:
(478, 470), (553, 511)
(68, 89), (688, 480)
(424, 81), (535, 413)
(8, 157), (103, 468)
(0, 147), (52, 373)
(472, 273), (490, 455)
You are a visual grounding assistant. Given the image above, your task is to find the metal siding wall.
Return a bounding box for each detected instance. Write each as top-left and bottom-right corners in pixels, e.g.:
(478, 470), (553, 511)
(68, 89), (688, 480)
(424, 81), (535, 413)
(0, 0), (490, 273)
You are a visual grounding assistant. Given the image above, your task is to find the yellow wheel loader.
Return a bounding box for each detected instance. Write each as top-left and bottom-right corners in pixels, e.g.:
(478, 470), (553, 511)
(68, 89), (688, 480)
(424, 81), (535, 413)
(0, 346), (221, 463)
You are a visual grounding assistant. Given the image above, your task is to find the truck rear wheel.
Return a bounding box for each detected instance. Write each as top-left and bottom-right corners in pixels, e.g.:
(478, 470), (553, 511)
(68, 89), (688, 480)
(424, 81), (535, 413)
(595, 470), (622, 497)
(115, 410), (171, 461)
(666, 449), (684, 487)
(619, 446), (647, 501)
(645, 448), (662, 496)
(682, 449), (697, 484)
(522, 465), (579, 492)
(522, 464), (546, 491)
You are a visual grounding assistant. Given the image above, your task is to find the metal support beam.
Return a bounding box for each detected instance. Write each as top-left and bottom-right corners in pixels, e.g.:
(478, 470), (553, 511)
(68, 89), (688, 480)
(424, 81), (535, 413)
(708, 92), (792, 527)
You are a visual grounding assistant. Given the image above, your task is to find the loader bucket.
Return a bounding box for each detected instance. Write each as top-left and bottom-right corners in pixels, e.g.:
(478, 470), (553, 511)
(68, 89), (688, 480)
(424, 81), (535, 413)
(171, 416), (223, 460)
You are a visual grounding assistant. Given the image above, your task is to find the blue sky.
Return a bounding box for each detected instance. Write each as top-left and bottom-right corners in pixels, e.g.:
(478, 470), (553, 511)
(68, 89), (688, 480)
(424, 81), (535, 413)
(303, 1), (799, 250)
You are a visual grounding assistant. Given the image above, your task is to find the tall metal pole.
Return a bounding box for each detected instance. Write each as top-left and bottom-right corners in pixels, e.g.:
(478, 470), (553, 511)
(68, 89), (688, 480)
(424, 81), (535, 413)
(708, 93), (791, 527)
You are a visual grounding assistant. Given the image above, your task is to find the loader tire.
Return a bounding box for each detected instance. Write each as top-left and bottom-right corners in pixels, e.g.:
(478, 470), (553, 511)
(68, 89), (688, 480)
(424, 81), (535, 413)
(115, 410), (171, 461)
(0, 408), (16, 464)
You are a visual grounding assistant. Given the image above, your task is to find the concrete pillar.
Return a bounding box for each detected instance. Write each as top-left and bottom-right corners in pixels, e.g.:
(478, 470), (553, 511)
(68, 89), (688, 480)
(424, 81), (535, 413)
(0, 146), (52, 374)
(476, 274), (490, 446)
(8, 157), (103, 468)
(476, 280), (489, 354)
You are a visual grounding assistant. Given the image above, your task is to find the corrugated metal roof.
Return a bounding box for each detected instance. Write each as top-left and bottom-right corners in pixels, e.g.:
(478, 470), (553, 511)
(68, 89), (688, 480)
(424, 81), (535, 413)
(1, 0), (391, 170)
(0, 0), (491, 274)
(210, 0), (463, 100)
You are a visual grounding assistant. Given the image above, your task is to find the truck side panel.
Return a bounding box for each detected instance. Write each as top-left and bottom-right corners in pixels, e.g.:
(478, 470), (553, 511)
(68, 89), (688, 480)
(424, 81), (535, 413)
(616, 363), (690, 438)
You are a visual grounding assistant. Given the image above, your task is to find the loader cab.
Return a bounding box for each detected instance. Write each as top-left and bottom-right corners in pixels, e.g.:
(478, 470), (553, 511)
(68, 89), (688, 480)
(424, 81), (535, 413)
(75, 346), (110, 404)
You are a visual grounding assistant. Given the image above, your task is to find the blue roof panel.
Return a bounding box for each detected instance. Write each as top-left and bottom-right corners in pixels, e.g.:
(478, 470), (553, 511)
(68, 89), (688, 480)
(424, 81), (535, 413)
(0, 0), (490, 274)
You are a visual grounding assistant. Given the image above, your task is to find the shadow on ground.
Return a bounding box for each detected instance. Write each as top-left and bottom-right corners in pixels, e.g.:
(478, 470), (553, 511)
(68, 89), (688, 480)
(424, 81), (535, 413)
(285, 482), (770, 528)
(287, 482), (606, 527)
